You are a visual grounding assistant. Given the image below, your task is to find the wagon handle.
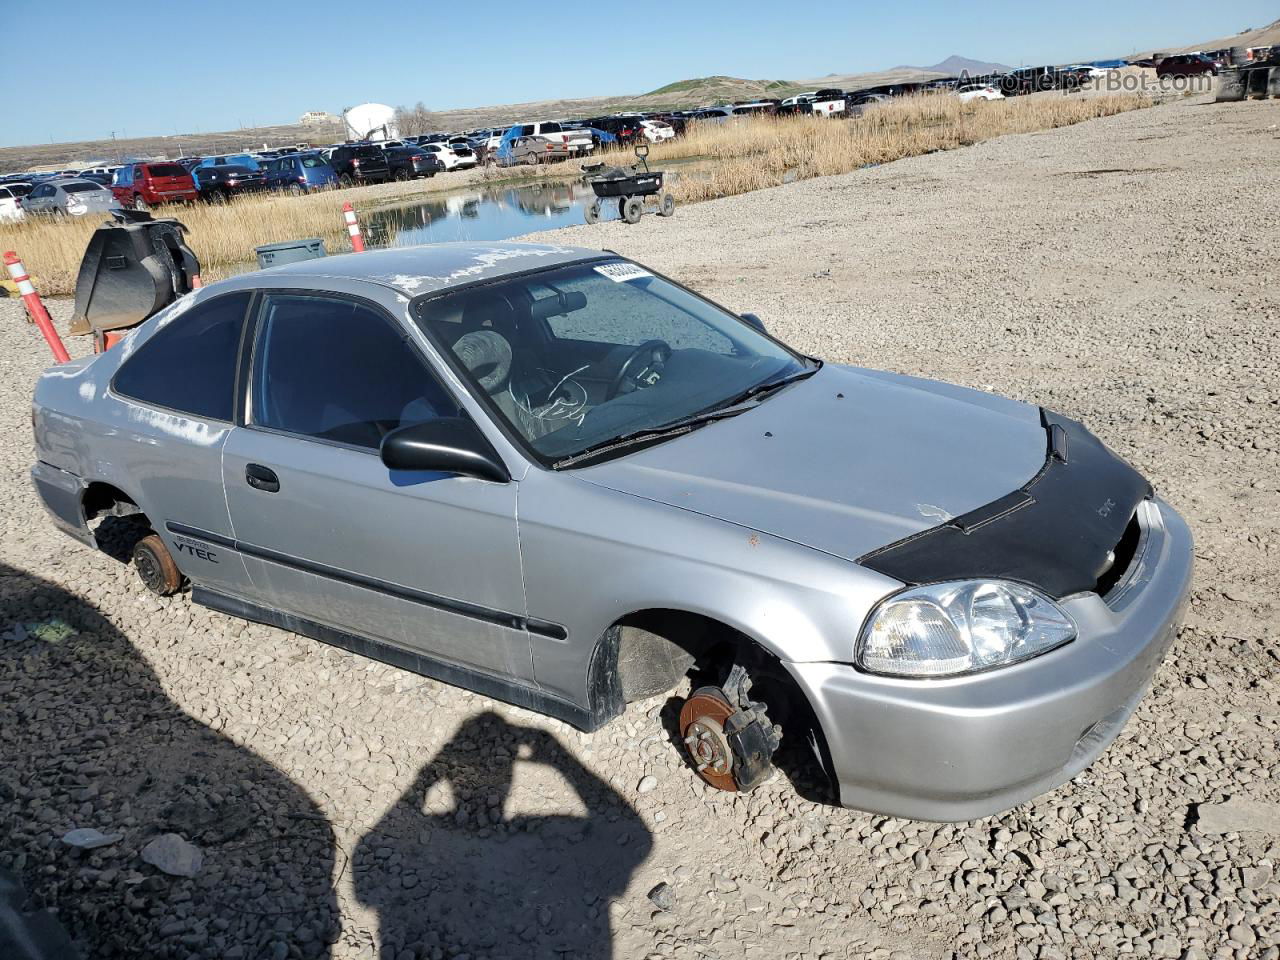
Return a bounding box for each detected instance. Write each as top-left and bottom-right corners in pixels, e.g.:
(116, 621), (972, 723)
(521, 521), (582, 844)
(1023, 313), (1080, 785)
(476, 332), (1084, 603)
(634, 142), (650, 174)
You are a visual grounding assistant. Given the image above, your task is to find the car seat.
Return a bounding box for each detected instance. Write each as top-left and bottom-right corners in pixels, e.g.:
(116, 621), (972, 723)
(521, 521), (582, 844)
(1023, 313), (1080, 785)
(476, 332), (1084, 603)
(452, 329), (563, 441)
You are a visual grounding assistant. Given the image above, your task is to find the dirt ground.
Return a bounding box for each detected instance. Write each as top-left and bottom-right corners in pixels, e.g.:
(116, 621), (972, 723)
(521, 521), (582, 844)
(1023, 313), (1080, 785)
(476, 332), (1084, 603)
(1, 94), (1278, 960)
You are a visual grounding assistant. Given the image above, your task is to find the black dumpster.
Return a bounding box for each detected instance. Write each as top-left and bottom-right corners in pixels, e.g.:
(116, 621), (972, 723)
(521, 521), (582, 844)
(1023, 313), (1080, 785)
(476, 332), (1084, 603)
(1245, 65), (1273, 99)
(70, 211), (200, 343)
(1215, 68), (1246, 102)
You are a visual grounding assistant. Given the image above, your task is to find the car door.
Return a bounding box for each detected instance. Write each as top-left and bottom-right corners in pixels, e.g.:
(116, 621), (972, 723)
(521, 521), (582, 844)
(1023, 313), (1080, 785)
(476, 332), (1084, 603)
(220, 290), (535, 684)
(23, 184), (47, 213)
(107, 291), (260, 599)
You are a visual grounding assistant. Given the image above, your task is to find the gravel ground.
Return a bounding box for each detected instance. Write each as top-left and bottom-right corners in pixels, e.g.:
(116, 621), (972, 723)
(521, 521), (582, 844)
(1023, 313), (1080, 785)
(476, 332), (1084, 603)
(2, 94), (1278, 960)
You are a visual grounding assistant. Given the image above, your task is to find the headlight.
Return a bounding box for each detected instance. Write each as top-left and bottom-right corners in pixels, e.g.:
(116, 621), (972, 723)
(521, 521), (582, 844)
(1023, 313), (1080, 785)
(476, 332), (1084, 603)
(857, 580), (1075, 678)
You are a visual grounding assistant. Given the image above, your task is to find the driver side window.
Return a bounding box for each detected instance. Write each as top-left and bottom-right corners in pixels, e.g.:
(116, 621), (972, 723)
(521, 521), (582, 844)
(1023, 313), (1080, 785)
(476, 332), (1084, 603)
(251, 294), (459, 450)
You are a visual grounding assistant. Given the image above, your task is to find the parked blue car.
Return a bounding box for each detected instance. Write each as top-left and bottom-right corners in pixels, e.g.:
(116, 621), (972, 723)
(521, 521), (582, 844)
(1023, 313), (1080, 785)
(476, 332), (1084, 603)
(261, 152), (339, 193)
(196, 154), (262, 172)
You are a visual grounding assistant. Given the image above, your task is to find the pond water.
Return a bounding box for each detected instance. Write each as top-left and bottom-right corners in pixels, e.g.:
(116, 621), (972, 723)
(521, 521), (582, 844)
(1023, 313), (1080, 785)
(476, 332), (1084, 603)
(362, 180), (618, 247)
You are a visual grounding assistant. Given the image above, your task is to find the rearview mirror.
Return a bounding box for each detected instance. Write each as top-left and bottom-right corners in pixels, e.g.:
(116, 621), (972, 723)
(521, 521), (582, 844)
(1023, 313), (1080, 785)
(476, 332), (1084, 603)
(380, 418), (510, 483)
(740, 312), (766, 333)
(530, 290), (587, 321)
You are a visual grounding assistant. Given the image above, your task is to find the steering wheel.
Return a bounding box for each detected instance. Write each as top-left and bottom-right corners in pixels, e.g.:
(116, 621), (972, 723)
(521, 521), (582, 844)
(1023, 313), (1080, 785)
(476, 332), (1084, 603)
(608, 340), (671, 399)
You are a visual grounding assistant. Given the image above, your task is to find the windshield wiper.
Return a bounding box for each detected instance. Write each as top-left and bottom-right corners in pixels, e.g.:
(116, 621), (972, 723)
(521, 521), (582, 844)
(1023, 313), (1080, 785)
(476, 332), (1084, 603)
(711, 364), (820, 411)
(551, 365), (820, 470)
(551, 405), (750, 469)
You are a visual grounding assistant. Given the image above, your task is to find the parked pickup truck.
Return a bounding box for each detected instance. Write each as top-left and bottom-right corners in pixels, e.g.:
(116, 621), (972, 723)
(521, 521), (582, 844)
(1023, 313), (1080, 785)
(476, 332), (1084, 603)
(510, 122), (594, 156)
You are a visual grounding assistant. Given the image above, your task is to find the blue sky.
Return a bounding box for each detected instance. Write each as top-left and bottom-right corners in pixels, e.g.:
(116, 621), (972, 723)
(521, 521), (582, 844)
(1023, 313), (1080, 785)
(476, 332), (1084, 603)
(2, 1), (1273, 146)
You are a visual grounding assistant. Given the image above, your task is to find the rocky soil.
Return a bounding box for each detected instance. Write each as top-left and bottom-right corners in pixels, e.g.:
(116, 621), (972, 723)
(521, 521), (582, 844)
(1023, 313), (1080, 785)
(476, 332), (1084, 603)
(1, 94), (1278, 960)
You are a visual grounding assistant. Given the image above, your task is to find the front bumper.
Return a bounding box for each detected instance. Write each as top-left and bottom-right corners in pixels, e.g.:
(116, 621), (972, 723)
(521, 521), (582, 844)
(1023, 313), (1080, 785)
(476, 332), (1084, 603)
(787, 498), (1193, 821)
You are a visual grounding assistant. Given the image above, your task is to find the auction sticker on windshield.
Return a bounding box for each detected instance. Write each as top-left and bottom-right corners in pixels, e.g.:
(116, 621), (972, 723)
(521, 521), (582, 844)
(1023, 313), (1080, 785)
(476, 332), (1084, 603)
(594, 262), (652, 283)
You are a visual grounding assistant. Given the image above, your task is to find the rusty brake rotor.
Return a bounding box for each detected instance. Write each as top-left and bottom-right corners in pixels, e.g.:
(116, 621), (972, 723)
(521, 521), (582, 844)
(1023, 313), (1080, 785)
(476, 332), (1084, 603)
(679, 687), (739, 792)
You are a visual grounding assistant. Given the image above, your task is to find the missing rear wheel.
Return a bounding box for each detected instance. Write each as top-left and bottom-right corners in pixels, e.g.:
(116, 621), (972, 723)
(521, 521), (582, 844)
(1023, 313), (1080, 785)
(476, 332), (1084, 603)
(132, 534), (183, 597)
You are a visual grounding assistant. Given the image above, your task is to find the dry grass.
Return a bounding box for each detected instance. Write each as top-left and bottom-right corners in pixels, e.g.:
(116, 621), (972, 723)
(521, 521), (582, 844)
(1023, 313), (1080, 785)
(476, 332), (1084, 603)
(656, 93), (1150, 202)
(0, 191), (358, 297)
(485, 93), (1149, 203)
(1, 94), (1148, 296)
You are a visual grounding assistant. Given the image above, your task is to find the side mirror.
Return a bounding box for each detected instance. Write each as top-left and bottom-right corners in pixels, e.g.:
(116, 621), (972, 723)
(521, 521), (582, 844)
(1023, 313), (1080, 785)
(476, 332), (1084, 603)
(380, 417), (510, 483)
(740, 312), (766, 333)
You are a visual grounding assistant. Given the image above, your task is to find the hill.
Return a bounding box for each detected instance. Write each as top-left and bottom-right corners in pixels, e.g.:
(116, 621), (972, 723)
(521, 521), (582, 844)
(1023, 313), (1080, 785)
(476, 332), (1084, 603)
(798, 65), (949, 91)
(0, 120), (344, 173)
(644, 76), (796, 100)
(1134, 17), (1280, 57)
(895, 55), (1011, 75)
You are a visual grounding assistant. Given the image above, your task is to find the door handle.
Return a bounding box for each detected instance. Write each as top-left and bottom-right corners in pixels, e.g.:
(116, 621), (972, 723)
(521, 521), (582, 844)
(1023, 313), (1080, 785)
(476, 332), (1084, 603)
(245, 463), (280, 493)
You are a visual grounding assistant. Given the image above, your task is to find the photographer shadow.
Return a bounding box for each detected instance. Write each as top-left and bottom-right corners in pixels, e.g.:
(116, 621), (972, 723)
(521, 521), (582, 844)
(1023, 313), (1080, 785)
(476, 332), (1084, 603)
(355, 712), (652, 959)
(0, 560), (338, 958)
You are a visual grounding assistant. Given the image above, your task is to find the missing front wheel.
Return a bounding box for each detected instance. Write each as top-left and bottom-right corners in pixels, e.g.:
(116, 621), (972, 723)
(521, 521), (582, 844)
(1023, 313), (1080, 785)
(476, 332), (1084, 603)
(678, 664), (782, 793)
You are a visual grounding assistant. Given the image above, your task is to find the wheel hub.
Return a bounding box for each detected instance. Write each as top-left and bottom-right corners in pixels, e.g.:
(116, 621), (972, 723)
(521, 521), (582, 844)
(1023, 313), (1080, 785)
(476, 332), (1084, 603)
(135, 552), (162, 592)
(679, 690), (739, 792)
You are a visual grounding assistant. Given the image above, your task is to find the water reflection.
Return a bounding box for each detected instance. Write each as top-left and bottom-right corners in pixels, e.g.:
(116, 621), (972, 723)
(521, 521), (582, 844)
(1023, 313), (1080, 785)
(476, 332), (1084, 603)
(363, 181), (614, 247)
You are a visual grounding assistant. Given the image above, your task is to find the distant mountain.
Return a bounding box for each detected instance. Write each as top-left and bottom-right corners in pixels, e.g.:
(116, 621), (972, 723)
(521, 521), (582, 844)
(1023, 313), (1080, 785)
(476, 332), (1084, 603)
(895, 55), (1012, 76)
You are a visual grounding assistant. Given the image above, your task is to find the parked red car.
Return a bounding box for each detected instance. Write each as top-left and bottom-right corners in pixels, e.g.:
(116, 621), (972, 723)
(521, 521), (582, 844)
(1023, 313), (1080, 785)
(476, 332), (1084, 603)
(110, 162), (199, 210)
(1156, 54), (1218, 79)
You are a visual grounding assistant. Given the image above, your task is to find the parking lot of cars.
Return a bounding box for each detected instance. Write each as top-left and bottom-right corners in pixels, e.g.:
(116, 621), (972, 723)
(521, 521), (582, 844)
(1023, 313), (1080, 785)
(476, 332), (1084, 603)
(0, 53), (1219, 218)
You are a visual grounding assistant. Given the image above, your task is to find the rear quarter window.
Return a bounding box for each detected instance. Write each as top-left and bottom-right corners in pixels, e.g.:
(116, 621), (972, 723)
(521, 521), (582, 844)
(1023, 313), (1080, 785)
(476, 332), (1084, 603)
(112, 293), (251, 422)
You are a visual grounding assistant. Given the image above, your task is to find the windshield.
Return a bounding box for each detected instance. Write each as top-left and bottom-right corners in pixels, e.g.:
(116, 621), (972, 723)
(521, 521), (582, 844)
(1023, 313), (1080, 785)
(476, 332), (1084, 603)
(415, 259), (810, 464)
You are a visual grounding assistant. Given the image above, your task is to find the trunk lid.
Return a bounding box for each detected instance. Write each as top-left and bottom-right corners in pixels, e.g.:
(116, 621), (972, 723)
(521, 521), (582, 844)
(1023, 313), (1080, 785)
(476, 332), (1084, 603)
(144, 164), (194, 194)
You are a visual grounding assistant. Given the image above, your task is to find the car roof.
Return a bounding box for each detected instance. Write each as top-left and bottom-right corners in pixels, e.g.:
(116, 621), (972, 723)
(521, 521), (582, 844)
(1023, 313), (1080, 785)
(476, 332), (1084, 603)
(238, 242), (605, 298)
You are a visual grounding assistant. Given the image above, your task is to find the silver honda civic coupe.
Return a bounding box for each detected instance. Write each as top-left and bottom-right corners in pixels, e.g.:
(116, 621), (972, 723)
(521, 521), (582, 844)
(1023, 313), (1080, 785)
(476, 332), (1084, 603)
(31, 242), (1192, 820)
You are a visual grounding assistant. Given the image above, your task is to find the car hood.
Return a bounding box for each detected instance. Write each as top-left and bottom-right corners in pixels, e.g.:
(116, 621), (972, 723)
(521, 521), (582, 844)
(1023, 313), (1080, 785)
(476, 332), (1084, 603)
(574, 364), (1048, 564)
